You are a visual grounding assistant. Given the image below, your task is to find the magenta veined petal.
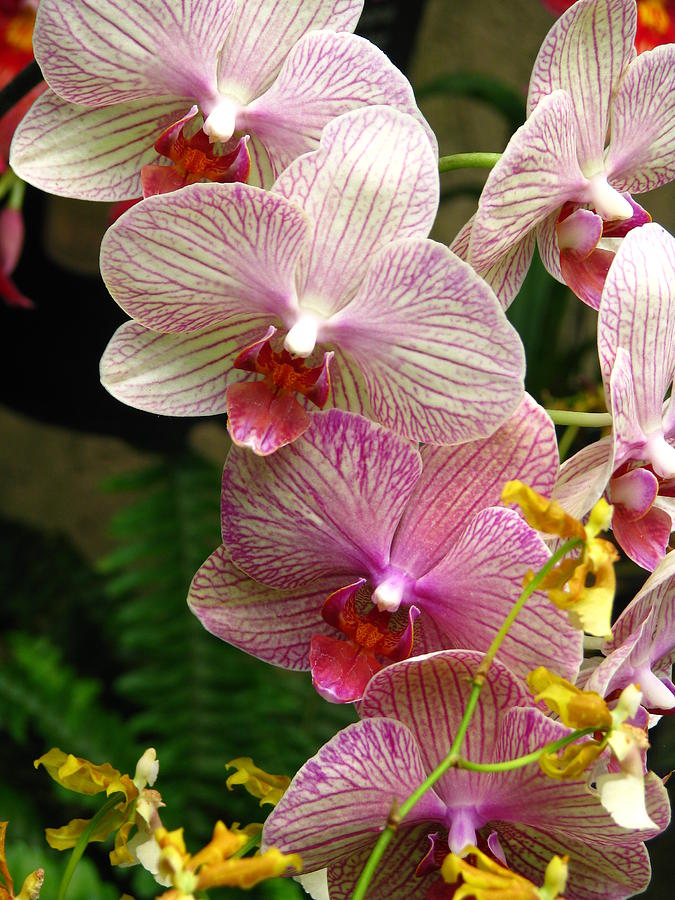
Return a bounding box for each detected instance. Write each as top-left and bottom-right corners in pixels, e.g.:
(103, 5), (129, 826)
(215, 0), (364, 100)
(527, 0), (636, 171)
(272, 105), (439, 317)
(33, 0), (235, 107)
(100, 182), (310, 333)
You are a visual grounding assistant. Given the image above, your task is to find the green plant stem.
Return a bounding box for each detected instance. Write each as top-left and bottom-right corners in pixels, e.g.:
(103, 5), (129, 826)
(351, 537), (582, 900)
(456, 727), (595, 772)
(546, 409), (612, 427)
(231, 832), (262, 858)
(56, 792), (126, 900)
(439, 152), (501, 172)
(557, 425), (579, 461)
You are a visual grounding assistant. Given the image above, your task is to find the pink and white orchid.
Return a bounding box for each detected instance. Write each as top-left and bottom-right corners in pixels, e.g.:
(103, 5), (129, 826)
(10, 0), (433, 198)
(582, 550), (675, 716)
(99, 106), (525, 454)
(189, 402), (582, 703)
(260, 651), (670, 899)
(554, 223), (675, 570)
(468, 0), (675, 309)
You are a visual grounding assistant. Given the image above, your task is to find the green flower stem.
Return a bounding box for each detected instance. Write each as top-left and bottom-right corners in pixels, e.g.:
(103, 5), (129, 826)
(0, 168), (16, 201)
(351, 537), (583, 900)
(438, 152), (501, 173)
(8, 175), (25, 211)
(231, 832), (262, 858)
(56, 792), (126, 900)
(546, 409), (612, 428)
(456, 727), (595, 772)
(557, 425), (579, 462)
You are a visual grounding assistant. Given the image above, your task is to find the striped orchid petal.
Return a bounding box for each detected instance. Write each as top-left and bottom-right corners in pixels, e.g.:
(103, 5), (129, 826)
(99, 320), (268, 416)
(605, 44), (675, 193)
(272, 106), (439, 316)
(187, 545), (341, 670)
(221, 410), (422, 590)
(10, 90), (189, 201)
(216, 0), (363, 100)
(261, 718), (446, 871)
(33, 0), (234, 107)
(598, 224), (675, 472)
(469, 91), (587, 272)
(100, 182), (310, 333)
(240, 31), (431, 180)
(527, 0), (636, 171)
(327, 239), (524, 445)
(415, 507), (582, 683)
(450, 216), (536, 310)
(391, 394), (559, 574)
(553, 437), (614, 519)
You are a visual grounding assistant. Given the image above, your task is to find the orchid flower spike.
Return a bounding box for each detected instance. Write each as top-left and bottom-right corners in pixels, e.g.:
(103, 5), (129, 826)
(10, 0), (434, 198)
(261, 651), (670, 898)
(554, 224), (675, 570)
(466, 0), (675, 309)
(99, 106), (524, 455)
(189, 401), (582, 703)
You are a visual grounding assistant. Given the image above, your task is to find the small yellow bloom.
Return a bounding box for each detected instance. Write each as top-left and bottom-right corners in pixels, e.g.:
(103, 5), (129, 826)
(154, 821), (301, 898)
(0, 823), (44, 900)
(527, 668), (612, 730)
(539, 742), (604, 780)
(225, 758), (291, 808)
(34, 748), (164, 870)
(503, 483), (617, 637)
(441, 845), (567, 899)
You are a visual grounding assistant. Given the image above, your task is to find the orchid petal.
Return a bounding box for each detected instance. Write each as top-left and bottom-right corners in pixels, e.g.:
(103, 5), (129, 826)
(327, 239), (524, 445)
(599, 224), (675, 438)
(450, 217), (536, 310)
(326, 826), (433, 900)
(561, 245), (615, 309)
(527, 0), (636, 171)
(606, 44), (675, 192)
(261, 718), (446, 870)
(536, 209), (565, 281)
(328, 351), (374, 419)
(10, 90), (188, 201)
(391, 394), (558, 575)
(273, 106), (438, 316)
(470, 91), (587, 272)
(221, 409), (421, 589)
(34, 0), (233, 106)
(361, 651), (529, 796)
(216, 0), (363, 100)
(610, 467), (659, 520)
(309, 635), (382, 704)
(187, 544), (341, 670)
(100, 183), (310, 332)
(416, 508), (582, 682)
(553, 438), (614, 519)
(225, 381), (311, 456)
(615, 505), (672, 571)
(100, 320), (268, 416)
(246, 132), (275, 189)
(242, 32), (430, 180)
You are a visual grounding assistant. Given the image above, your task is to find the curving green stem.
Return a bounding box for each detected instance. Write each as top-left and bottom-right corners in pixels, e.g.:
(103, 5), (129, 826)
(456, 727), (595, 772)
(546, 409), (612, 428)
(56, 791), (126, 900)
(231, 832), (262, 858)
(351, 537), (583, 900)
(438, 152), (501, 173)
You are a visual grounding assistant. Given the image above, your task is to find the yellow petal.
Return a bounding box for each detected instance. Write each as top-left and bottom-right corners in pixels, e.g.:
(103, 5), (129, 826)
(585, 498), (613, 538)
(539, 741), (603, 780)
(441, 847), (540, 898)
(0, 822), (14, 896)
(196, 848), (301, 891)
(527, 668), (612, 730)
(501, 482), (586, 540)
(44, 807), (125, 851)
(15, 869), (44, 900)
(225, 758), (291, 808)
(34, 749), (137, 803)
(189, 822), (247, 870)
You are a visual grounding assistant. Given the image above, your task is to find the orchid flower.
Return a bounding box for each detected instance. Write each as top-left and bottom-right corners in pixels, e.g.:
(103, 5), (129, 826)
(260, 651), (670, 899)
(468, 0), (675, 309)
(580, 550), (675, 717)
(10, 0), (434, 199)
(99, 106), (525, 454)
(189, 401), (582, 703)
(554, 223), (675, 570)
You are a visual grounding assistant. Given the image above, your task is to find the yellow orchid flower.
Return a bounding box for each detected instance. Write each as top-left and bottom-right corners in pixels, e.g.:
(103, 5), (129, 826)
(441, 845), (567, 899)
(527, 668), (612, 730)
(0, 823), (44, 900)
(225, 758), (291, 808)
(154, 821), (301, 898)
(502, 483), (617, 637)
(34, 748), (164, 870)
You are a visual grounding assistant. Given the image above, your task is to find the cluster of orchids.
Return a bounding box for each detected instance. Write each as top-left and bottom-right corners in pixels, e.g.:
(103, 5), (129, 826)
(3, 0), (674, 898)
